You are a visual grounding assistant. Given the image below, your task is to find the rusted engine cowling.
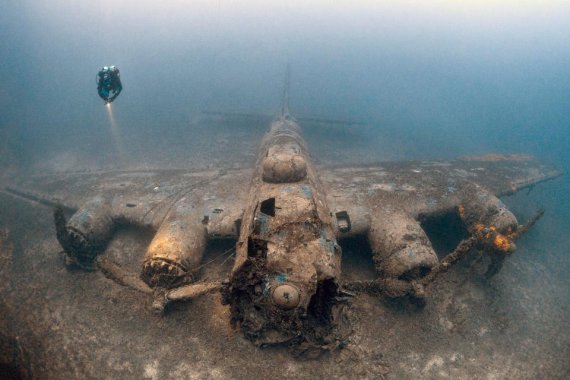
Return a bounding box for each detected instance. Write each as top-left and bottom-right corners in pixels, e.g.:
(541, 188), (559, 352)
(264, 237), (337, 312)
(459, 186), (519, 258)
(262, 144), (307, 183)
(141, 203), (207, 288)
(460, 186), (518, 234)
(61, 196), (114, 266)
(368, 211), (438, 279)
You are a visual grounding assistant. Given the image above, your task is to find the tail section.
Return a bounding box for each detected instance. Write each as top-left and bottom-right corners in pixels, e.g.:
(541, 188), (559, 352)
(203, 65), (367, 127)
(281, 64), (291, 119)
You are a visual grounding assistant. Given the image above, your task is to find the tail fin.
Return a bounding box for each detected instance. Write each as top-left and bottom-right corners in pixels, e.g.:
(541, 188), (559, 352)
(281, 64), (291, 119)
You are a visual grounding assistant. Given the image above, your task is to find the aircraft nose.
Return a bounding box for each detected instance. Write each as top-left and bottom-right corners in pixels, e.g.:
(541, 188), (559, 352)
(272, 284), (300, 310)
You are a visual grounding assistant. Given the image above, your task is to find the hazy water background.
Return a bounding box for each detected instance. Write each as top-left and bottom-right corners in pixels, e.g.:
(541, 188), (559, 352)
(1, 0), (569, 375)
(3, 1), (568, 227)
(1, 0), (569, 167)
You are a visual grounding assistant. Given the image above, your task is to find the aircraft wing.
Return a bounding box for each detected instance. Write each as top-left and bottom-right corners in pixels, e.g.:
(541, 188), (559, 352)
(2, 168), (253, 238)
(320, 155), (562, 237)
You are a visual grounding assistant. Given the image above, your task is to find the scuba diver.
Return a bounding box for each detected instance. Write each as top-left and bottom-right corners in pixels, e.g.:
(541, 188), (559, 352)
(96, 66), (122, 104)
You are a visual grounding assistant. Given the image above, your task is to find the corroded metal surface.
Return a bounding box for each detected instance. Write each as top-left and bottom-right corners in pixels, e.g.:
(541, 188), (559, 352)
(1, 113), (562, 355)
(224, 117), (345, 352)
(0, 98), (564, 376)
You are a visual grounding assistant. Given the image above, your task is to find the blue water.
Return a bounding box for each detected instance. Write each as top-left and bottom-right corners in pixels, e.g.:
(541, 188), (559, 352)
(2, 2), (568, 168)
(1, 1), (568, 376)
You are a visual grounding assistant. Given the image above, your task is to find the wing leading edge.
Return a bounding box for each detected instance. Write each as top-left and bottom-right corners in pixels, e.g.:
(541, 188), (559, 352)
(323, 155), (560, 230)
(3, 168), (252, 239)
(321, 155), (561, 279)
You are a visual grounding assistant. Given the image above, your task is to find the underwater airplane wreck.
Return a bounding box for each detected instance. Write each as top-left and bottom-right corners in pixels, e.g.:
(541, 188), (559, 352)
(1, 71), (561, 362)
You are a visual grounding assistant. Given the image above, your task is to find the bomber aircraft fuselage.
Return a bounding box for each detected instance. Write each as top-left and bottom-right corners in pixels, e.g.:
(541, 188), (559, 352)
(3, 71), (561, 354)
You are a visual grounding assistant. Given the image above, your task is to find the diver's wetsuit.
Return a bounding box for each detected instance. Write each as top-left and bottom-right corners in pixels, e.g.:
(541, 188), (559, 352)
(97, 66), (122, 103)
